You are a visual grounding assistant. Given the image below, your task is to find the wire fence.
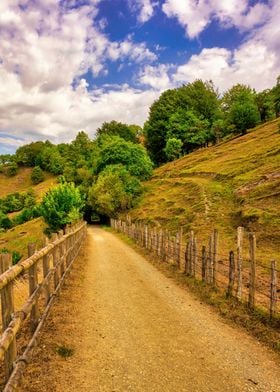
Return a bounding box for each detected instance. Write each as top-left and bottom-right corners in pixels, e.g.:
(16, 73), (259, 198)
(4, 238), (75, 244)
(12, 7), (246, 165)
(111, 219), (279, 320)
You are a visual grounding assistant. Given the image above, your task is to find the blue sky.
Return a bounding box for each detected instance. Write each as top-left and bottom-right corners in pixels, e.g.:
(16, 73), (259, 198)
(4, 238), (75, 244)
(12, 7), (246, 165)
(0, 0), (279, 153)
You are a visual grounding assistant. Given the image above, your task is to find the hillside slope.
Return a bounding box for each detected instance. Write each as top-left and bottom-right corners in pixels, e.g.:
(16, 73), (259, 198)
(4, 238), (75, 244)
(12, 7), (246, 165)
(129, 119), (280, 261)
(0, 168), (57, 257)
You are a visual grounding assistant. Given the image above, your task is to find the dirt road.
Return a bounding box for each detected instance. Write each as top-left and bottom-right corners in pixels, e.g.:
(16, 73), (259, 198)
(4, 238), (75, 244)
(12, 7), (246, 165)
(20, 227), (280, 391)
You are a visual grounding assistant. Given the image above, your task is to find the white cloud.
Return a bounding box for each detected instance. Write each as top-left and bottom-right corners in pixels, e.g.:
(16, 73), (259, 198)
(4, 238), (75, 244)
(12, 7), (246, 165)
(162, 0), (272, 38)
(0, 0), (158, 151)
(128, 0), (157, 23)
(138, 64), (173, 90)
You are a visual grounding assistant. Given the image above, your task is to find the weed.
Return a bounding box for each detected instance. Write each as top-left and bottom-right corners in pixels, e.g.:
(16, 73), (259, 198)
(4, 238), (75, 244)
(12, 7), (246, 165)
(56, 345), (74, 358)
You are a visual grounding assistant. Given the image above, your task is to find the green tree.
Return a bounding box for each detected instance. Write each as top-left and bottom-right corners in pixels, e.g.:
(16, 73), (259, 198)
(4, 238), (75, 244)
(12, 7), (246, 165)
(222, 84), (260, 134)
(31, 166), (44, 184)
(40, 183), (84, 232)
(16, 141), (49, 167)
(164, 138), (183, 161)
(96, 121), (137, 143)
(229, 101), (260, 135)
(256, 89), (275, 122)
(96, 136), (153, 180)
(88, 165), (142, 217)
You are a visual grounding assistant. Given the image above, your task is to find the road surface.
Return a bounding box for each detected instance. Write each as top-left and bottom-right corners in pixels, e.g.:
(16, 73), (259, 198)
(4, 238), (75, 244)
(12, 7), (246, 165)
(20, 226), (280, 391)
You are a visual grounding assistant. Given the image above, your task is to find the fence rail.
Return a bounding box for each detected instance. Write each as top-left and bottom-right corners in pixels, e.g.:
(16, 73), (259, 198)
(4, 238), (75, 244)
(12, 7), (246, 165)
(0, 220), (87, 391)
(111, 218), (279, 320)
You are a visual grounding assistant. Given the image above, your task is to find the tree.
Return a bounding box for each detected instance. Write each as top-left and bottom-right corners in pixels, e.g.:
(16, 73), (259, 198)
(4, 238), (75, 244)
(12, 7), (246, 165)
(16, 141), (49, 167)
(144, 88), (183, 164)
(145, 80), (219, 164)
(31, 166), (44, 184)
(40, 182), (84, 232)
(222, 84), (260, 134)
(229, 101), (260, 135)
(96, 136), (153, 180)
(88, 165), (142, 217)
(96, 121), (138, 143)
(164, 138), (183, 161)
(256, 89), (275, 122)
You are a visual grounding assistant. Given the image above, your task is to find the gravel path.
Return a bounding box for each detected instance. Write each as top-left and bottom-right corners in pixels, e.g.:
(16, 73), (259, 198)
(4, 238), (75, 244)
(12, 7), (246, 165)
(19, 227), (280, 391)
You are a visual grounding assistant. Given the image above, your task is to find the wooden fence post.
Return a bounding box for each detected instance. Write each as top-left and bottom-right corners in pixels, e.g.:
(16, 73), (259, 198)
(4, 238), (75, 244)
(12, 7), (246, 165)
(178, 228), (183, 271)
(248, 233), (256, 309)
(227, 251), (235, 297)
(193, 237), (197, 278)
(0, 253), (16, 380)
(201, 246), (206, 282)
(207, 235), (213, 284)
(237, 226), (244, 300)
(28, 243), (39, 332)
(52, 234), (60, 290)
(270, 260), (277, 320)
(213, 229), (218, 285)
(42, 237), (51, 305)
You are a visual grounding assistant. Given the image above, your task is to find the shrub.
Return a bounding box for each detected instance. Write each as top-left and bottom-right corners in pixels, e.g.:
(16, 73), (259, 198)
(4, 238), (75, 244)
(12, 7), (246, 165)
(5, 163), (18, 177)
(12, 251), (22, 265)
(31, 166), (44, 184)
(0, 212), (12, 230)
(40, 182), (84, 232)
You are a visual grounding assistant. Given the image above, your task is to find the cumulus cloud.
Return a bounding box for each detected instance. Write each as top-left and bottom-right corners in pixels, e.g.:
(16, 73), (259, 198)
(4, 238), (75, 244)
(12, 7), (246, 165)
(162, 0), (271, 38)
(128, 0), (157, 23)
(172, 1), (280, 92)
(138, 64), (173, 90)
(0, 0), (158, 151)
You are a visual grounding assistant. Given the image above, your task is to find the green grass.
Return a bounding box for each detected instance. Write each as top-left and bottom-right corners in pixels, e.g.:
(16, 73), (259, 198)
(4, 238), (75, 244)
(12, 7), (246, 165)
(128, 119), (280, 263)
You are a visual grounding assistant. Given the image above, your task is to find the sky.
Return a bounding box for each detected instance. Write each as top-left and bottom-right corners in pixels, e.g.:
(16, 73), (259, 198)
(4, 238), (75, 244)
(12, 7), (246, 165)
(0, 0), (279, 153)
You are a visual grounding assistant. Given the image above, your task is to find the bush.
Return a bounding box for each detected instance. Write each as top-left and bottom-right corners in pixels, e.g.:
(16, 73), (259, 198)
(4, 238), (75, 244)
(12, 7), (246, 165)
(12, 251), (22, 265)
(40, 182), (84, 232)
(5, 163), (18, 177)
(0, 212), (12, 230)
(31, 166), (44, 184)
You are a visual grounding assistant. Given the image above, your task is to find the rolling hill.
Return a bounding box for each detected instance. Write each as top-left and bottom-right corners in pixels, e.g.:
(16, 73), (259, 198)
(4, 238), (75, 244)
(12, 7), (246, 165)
(128, 119), (280, 262)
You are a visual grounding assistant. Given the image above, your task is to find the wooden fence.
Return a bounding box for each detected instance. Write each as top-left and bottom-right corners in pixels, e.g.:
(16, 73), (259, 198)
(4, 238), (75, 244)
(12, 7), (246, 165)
(111, 219), (279, 320)
(0, 220), (87, 391)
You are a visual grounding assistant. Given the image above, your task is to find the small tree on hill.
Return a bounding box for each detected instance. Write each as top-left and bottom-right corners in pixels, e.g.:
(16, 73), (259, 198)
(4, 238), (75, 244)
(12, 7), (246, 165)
(40, 182), (84, 232)
(31, 166), (44, 184)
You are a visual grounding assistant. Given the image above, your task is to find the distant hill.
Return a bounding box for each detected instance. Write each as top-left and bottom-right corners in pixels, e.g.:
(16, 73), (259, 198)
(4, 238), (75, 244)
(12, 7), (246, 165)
(129, 119), (280, 262)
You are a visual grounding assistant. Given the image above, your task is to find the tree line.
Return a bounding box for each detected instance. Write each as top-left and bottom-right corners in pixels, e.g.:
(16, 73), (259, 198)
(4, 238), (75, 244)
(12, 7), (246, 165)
(0, 77), (279, 230)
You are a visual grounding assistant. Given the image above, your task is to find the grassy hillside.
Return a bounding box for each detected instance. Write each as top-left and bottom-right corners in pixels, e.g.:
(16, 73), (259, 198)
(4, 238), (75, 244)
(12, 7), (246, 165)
(0, 167), (57, 200)
(0, 168), (57, 259)
(129, 119), (280, 262)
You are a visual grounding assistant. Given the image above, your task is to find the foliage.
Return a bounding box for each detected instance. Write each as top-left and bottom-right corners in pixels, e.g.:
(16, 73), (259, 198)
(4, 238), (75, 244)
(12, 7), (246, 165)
(0, 190), (36, 213)
(145, 80), (219, 164)
(40, 182), (84, 231)
(5, 163), (18, 177)
(0, 247), (22, 265)
(0, 212), (12, 230)
(96, 136), (153, 180)
(12, 251), (22, 265)
(164, 138), (183, 161)
(96, 121), (138, 143)
(229, 101), (260, 135)
(31, 166), (44, 184)
(88, 165), (142, 217)
(16, 141), (51, 166)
